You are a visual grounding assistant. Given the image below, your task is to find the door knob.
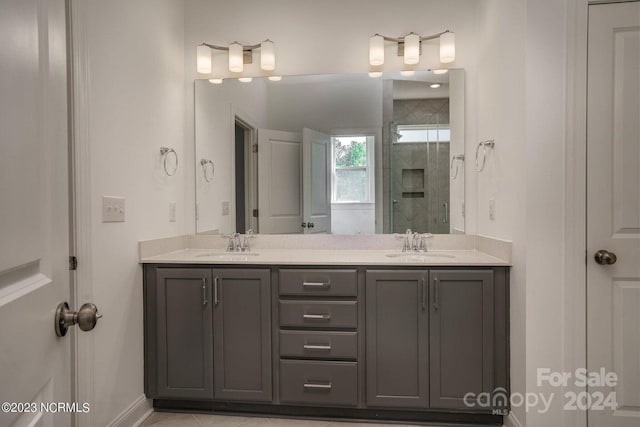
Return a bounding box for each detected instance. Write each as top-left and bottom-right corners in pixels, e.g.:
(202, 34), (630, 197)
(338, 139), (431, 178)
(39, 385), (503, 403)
(55, 302), (103, 337)
(594, 250), (617, 265)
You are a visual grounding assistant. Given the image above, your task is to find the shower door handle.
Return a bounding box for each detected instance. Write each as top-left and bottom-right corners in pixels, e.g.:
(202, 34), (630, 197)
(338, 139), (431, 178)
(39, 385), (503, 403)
(442, 202), (448, 223)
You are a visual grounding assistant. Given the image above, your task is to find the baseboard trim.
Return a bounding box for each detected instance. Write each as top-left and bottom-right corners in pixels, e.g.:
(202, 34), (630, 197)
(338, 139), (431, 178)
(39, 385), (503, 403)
(504, 412), (523, 427)
(107, 394), (153, 427)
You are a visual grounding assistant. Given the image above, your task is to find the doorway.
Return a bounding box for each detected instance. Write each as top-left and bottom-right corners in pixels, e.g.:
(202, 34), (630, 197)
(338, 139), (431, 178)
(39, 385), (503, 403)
(234, 118), (257, 234)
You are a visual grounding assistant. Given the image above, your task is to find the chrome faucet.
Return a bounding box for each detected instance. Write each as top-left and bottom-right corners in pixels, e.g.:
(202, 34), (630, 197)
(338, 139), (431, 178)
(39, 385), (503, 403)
(240, 229), (255, 252)
(400, 229), (433, 253)
(225, 233), (239, 252)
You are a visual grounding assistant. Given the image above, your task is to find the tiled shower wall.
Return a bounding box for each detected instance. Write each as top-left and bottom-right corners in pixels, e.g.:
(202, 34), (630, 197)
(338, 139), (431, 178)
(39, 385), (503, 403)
(390, 98), (451, 234)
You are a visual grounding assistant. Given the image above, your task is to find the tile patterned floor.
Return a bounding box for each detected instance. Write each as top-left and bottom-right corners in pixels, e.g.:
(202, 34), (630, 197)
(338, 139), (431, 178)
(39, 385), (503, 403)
(138, 412), (433, 427)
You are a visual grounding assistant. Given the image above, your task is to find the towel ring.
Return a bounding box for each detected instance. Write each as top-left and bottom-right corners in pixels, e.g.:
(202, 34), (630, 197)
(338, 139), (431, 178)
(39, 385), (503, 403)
(475, 140), (495, 172)
(160, 147), (178, 176)
(450, 154), (465, 179)
(200, 159), (214, 182)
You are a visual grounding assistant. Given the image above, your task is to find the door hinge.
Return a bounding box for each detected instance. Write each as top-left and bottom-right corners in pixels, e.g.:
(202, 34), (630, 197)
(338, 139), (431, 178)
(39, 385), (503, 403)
(252, 209), (259, 218)
(252, 144), (258, 153)
(69, 256), (78, 271)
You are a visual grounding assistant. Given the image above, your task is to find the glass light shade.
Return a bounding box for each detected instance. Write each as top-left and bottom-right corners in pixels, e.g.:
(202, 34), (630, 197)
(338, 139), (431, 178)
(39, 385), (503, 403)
(430, 83), (441, 88)
(228, 42), (244, 73)
(432, 69), (448, 75)
(400, 70), (415, 76)
(368, 72), (382, 78)
(268, 76), (282, 81)
(261, 40), (275, 71)
(238, 77), (253, 83)
(369, 35), (385, 66)
(440, 32), (455, 63)
(404, 33), (420, 65)
(196, 45), (212, 74)
(208, 78), (223, 84)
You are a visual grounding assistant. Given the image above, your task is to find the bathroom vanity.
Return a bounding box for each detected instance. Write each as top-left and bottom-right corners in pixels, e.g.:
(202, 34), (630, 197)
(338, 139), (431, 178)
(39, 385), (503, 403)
(141, 241), (510, 425)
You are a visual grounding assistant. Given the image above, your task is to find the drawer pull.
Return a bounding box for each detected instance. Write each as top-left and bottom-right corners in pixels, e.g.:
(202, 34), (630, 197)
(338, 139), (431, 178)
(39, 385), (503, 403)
(303, 382), (332, 390)
(303, 344), (332, 351)
(303, 314), (331, 320)
(302, 281), (330, 288)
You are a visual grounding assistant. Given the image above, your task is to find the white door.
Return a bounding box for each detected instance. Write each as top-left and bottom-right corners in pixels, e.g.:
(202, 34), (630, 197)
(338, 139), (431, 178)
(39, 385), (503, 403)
(0, 0), (74, 426)
(587, 2), (640, 427)
(257, 129), (304, 234)
(302, 128), (332, 234)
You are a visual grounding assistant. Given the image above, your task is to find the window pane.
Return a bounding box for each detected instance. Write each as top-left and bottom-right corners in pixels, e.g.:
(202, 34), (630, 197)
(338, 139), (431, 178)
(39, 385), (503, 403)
(335, 169), (367, 202)
(334, 137), (367, 167)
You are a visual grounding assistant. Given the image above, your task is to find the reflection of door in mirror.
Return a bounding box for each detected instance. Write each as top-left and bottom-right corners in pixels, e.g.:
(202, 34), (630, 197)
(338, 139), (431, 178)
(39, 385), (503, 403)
(234, 118), (256, 234)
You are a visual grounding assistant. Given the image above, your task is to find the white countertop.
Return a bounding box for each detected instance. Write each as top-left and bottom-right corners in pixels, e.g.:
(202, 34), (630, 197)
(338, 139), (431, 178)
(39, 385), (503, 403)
(140, 248), (510, 266)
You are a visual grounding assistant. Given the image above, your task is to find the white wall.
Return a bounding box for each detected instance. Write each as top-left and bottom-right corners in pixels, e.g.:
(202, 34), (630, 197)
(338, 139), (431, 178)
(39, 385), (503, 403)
(476, 1), (571, 426)
(475, 1), (527, 424)
(85, 0), (185, 425)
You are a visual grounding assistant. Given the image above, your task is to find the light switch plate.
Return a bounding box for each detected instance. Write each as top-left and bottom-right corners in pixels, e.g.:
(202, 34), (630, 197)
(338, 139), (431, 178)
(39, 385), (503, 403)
(102, 196), (125, 222)
(222, 201), (230, 216)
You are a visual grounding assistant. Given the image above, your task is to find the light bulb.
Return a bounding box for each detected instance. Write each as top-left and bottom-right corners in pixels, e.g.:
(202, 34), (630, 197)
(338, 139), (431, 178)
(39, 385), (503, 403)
(440, 31), (455, 63)
(369, 35), (385, 66)
(404, 33), (420, 65)
(208, 78), (223, 84)
(268, 76), (282, 81)
(432, 69), (448, 75)
(261, 40), (275, 71)
(238, 77), (253, 83)
(229, 42), (244, 73)
(196, 45), (211, 74)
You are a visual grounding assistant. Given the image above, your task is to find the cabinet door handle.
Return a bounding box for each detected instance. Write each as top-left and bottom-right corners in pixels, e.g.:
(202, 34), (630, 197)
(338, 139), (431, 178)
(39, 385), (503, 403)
(303, 344), (332, 351)
(302, 281), (330, 288)
(202, 278), (208, 306)
(433, 277), (440, 310)
(214, 276), (220, 305)
(303, 382), (332, 390)
(421, 277), (426, 310)
(303, 313), (331, 320)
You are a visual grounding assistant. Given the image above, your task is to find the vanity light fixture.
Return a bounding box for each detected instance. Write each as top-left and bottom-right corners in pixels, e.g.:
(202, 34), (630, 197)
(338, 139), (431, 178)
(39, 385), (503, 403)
(368, 71), (382, 78)
(368, 30), (455, 68)
(432, 69), (448, 75)
(238, 77), (253, 83)
(400, 70), (415, 76)
(430, 83), (441, 88)
(196, 39), (276, 75)
(268, 75), (282, 81)
(208, 78), (224, 84)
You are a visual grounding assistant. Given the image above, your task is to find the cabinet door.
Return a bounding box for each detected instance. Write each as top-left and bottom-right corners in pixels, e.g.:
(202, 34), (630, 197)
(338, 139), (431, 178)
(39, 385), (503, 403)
(213, 269), (272, 402)
(366, 270), (429, 408)
(429, 270), (494, 409)
(156, 268), (213, 400)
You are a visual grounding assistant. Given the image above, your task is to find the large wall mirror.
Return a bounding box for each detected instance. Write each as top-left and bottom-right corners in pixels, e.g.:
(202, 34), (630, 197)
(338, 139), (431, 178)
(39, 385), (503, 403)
(195, 70), (465, 235)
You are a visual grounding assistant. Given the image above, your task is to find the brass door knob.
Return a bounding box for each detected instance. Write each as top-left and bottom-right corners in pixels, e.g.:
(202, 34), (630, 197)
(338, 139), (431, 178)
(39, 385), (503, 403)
(594, 250), (617, 265)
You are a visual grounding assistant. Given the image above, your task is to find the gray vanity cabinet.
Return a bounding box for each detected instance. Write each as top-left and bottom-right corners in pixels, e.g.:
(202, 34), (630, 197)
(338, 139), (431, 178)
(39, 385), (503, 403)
(429, 270), (495, 409)
(212, 268), (272, 402)
(365, 270), (429, 408)
(144, 266), (271, 403)
(153, 268), (214, 400)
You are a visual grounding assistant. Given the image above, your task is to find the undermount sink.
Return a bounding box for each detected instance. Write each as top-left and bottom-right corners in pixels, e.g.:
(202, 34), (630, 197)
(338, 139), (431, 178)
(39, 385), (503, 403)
(385, 252), (455, 259)
(195, 252), (260, 258)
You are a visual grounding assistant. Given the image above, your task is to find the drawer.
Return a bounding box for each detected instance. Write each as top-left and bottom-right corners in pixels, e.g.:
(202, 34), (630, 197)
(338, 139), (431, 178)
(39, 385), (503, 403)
(279, 300), (357, 329)
(280, 360), (358, 406)
(280, 330), (358, 360)
(279, 269), (357, 297)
